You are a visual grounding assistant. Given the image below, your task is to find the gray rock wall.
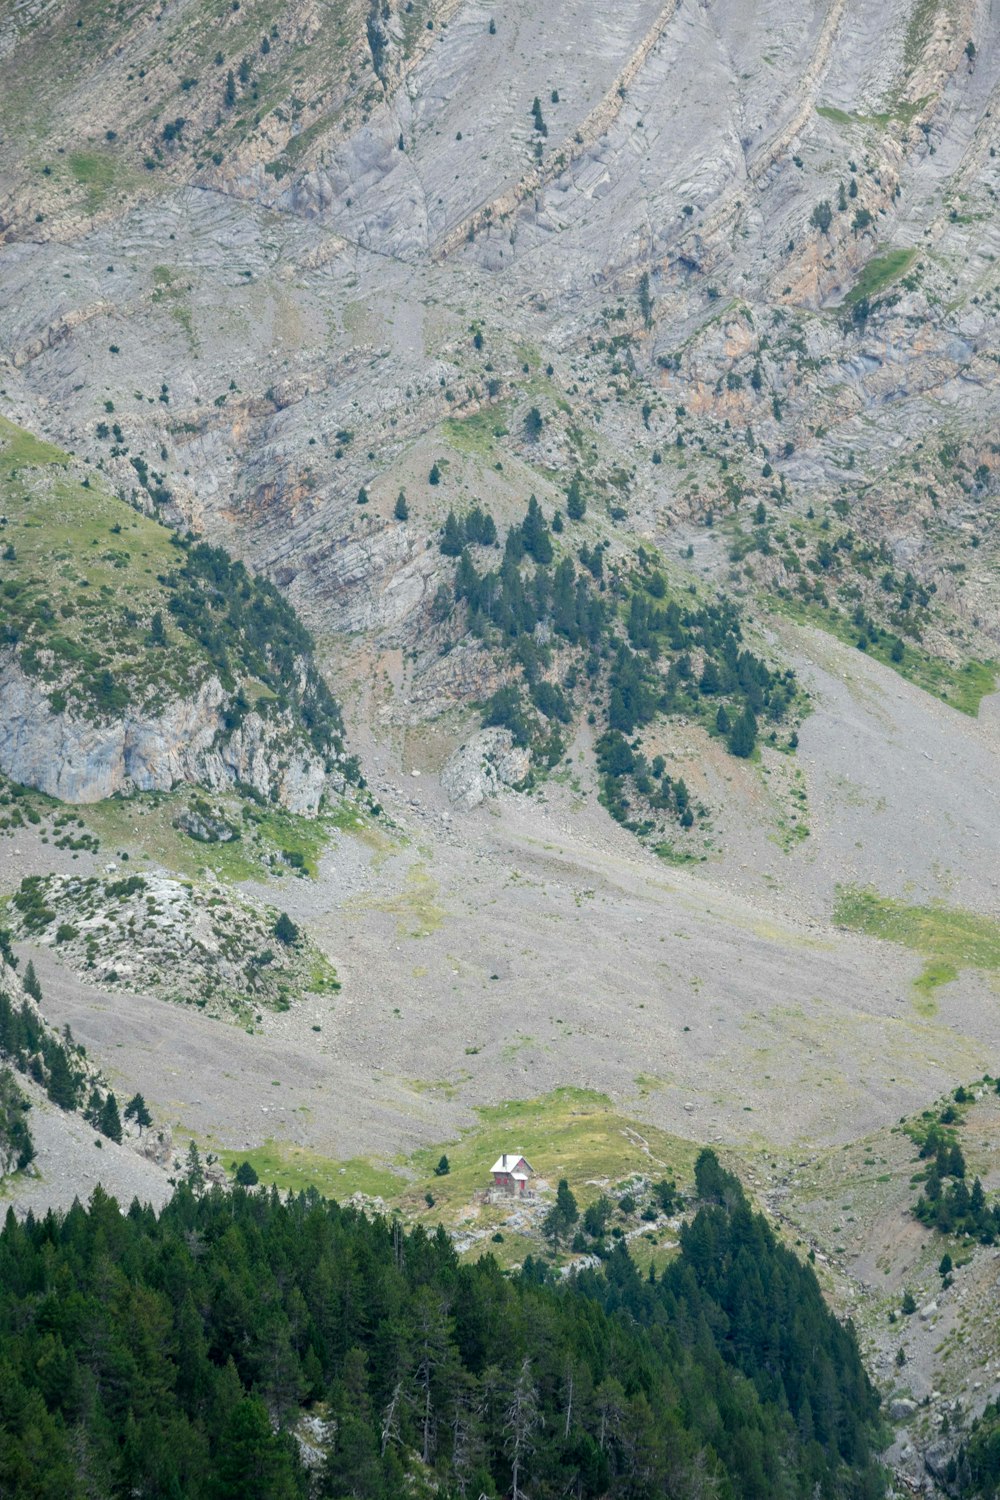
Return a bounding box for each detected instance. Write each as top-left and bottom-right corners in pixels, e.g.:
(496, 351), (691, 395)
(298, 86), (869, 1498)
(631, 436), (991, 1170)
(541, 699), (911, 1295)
(0, 651), (327, 811)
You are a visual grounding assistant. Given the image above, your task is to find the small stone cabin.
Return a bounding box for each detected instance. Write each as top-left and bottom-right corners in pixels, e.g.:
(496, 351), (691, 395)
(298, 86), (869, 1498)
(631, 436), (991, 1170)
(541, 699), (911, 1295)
(490, 1151), (534, 1196)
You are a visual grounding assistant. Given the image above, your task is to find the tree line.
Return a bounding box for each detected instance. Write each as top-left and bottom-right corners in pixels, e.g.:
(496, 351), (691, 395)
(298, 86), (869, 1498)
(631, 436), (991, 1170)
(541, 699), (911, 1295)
(0, 1149), (885, 1498)
(0, 954), (147, 1157)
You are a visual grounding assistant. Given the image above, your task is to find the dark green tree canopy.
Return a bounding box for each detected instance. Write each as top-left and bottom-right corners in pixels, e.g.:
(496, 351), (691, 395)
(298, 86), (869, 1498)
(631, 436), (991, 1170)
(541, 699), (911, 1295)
(0, 1165), (885, 1500)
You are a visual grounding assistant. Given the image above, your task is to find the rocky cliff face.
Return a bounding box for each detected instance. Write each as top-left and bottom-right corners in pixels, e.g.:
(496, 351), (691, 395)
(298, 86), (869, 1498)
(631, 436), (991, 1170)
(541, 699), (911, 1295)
(0, 651), (329, 811)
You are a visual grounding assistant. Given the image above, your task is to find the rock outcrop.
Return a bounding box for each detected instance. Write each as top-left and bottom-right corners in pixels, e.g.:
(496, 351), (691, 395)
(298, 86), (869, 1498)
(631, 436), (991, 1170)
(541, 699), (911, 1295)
(0, 652), (328, 812)
(441, 728), (531, 809)
(6, 871), (339, 1020)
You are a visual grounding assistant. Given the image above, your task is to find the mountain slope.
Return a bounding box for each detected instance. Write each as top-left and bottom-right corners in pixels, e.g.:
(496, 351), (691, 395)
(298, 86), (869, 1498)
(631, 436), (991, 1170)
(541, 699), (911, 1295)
(0, 414), (350, 806)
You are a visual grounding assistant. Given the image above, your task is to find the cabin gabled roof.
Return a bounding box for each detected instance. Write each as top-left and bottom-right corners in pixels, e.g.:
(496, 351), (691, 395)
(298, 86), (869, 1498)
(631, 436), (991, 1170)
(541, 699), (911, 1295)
(490, 1152), (533, 1175)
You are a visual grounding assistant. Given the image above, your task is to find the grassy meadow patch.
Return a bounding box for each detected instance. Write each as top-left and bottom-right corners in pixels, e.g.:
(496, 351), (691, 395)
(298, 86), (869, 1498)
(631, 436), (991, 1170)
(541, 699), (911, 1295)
(217, 1088), (698, 1267)
(835, 887), (1000, 1011)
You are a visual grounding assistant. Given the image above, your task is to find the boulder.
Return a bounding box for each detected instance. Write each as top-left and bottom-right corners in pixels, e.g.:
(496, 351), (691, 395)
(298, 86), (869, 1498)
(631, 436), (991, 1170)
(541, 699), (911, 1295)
(441, 728), (531, 809)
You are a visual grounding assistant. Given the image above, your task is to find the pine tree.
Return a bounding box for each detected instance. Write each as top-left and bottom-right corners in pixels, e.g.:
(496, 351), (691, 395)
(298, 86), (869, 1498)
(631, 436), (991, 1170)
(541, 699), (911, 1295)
(0, 1067), (35, 1174)
(274, 912), (299, 945)
(699, 660), (721, 695)
(441, 510), (464, 556)
(125, 1092), (152, 1131)
(566, 475), (586, 521)
(521, 495), (553, 564)
(810, 200), (832, 233)
(544, 1178), (579, 1245)
(393, 491), (409, 521)
(213, 1396), (300, 1499)
(556, 1178), (578, 1224)
(185, 1139), (205, 1193)
(46, 1047), (78, 1110)
(99, 1091), (123, 1143)
(22, 961), (41, 1001)
(638, 271), (653, 328)
(727, 705), (757, 758)
(504, 1357), (540, 1500)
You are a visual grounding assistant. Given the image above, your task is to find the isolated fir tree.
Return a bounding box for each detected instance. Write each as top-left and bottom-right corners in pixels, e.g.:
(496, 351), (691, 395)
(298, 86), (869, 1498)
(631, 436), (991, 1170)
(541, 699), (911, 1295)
(185, 1139), (205, 1193)
(810, 200), (833, 233)
(99, 1091), (123, 1144)
(22, 961), (41, 1001)
(638, 270), (653, 328)
(46, 1048), (78, 1111)
(125, 1092), (152, 1131)
(543, 1178), (579, 1245)
(274, 912), (299, 945)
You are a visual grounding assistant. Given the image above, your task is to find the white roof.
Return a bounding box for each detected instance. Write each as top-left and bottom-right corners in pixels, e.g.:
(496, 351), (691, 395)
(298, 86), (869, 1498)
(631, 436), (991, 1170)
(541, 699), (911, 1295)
(490, 1152), (533, 1175)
